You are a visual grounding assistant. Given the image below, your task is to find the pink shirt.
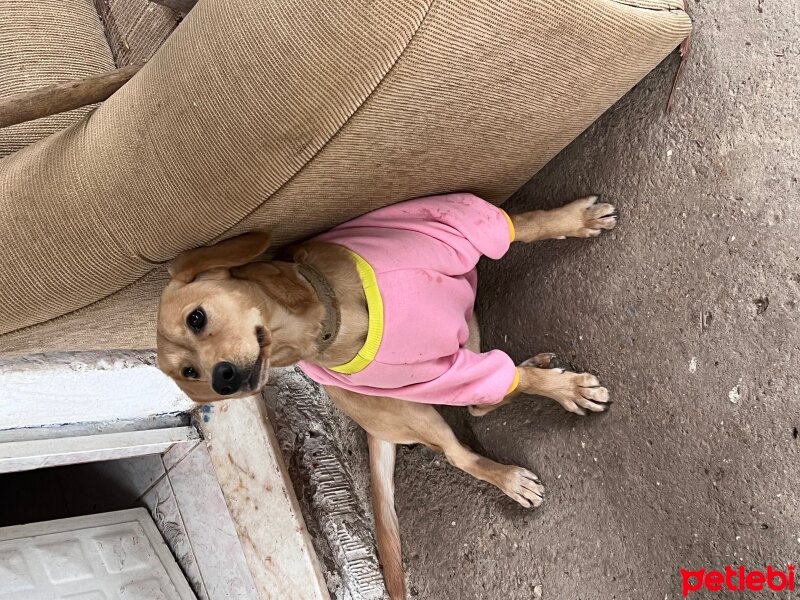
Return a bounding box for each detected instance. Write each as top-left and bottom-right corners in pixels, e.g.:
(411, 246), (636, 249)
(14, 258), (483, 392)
(297, 193), (518, 406)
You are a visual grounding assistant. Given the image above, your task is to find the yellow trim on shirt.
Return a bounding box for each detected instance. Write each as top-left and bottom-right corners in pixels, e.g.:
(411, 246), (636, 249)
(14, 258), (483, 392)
(501, 210), (516, 242)
(507, 368), (521, 395)
(330, 250), (384, 374)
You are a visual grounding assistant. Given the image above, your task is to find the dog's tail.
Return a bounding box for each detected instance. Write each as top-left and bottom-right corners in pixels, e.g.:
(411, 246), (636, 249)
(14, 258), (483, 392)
(368, 434), (405, 600)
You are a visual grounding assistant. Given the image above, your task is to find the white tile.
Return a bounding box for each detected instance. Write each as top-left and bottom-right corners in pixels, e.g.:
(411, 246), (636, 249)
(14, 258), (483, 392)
(162, 440), (201, 472)
(168, 444), (259, 600)
(61, 591), (107, 599)
(0, 509), (195, 600)
(119, 578), (174, 600)
(143, 477), (208, 600)
(36, 539), (94, 582)
(0, 548), (34, 594)
(197, 396), (330, 600)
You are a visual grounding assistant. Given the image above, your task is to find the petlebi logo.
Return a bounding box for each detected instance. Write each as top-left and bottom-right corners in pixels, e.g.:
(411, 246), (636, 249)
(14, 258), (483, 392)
(681, 565), (796, 596)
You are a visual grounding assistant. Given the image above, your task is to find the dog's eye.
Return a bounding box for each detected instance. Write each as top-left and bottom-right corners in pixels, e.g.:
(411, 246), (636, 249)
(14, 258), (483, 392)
(186, 308), (206, 332)
(182, 366), (199, 379)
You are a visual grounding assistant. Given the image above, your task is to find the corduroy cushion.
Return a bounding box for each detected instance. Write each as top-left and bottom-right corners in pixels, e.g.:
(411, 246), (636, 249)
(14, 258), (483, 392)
(0, 0), (115, 158)
(0, 0), (691, 356)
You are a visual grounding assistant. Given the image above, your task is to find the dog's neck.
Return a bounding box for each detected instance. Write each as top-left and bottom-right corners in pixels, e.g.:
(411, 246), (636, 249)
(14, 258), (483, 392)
(296, 262), (340, 353)
(296, 242), (369, 368)
(256, 243), (369, 368)
(259, 288), (324, 367)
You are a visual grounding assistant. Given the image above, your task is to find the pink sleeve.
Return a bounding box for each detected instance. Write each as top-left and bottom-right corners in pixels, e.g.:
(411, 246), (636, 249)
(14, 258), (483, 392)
(299, 350), (518, 406)
(330, 193), (514, 265)
(385, 349), (518, 406)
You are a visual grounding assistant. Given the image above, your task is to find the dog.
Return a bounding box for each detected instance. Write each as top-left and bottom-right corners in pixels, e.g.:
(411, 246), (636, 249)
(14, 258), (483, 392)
(157, 193), (617, 599)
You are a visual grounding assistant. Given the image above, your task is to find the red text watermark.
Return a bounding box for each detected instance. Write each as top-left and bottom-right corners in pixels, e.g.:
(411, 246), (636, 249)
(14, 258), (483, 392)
(681, 565), (796, 596)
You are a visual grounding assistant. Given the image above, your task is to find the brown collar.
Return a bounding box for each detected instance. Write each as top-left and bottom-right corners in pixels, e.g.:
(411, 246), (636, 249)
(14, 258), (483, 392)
(296, 263), (341, 353)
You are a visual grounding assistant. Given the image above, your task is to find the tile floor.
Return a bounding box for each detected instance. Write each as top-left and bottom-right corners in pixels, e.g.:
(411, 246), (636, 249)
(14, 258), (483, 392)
(0, 509), (196, 600)
(0, 443), (259, 600)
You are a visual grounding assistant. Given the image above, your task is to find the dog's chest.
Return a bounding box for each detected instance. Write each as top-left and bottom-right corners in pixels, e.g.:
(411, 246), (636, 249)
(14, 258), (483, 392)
(373, 268), (477, 364)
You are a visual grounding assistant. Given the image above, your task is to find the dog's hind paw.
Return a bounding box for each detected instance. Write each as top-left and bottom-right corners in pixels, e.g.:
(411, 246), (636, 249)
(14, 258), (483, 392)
(497, 466), (545, 509)
(556, 195), (618, 239)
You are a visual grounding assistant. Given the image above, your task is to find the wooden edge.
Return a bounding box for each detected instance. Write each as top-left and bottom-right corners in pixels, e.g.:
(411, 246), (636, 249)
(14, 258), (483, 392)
(0, 65), (143, 129)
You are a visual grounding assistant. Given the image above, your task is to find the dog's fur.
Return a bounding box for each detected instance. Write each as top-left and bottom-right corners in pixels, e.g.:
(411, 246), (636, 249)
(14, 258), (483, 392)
(157, 196), (617, 599)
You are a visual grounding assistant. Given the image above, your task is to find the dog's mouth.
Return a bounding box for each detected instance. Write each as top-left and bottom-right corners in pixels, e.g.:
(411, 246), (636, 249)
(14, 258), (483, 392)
(248, 326), (269, 391)
(256, 326), (267, 347)
(248, 359), (264, 391)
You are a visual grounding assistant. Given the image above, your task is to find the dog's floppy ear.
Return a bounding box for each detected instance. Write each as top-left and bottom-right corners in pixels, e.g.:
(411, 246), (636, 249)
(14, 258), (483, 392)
(168, 231), (271, 284)
(232, 262), (316, 313)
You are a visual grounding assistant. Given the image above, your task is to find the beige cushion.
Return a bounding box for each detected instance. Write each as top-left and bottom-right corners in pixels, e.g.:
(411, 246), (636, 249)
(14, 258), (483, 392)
(0, 0), (691, 356)
(0, 0), (115, 158)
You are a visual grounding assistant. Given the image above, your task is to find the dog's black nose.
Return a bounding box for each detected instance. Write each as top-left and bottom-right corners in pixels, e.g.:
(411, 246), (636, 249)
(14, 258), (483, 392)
(211, 361), (243, 396)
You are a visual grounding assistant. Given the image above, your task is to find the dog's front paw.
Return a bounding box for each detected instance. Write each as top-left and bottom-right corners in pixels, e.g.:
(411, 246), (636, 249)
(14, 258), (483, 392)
(497, 466), (545, 509)
(520, 367), (611, 416)
(554, 195), (618, 239)
(551, 369), (610, 415)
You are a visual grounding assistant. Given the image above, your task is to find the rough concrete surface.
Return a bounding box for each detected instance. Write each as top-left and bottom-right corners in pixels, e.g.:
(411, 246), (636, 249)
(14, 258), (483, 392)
(266, 369), (388, 600)
(307, 2), (800, 599)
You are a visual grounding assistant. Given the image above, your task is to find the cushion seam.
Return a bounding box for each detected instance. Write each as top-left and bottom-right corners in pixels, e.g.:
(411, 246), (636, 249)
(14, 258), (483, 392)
(605, 0), (686, 13)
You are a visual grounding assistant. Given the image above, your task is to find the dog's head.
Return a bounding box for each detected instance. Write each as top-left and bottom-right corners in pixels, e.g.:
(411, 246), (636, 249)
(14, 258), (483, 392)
(156, 232), (274, 403)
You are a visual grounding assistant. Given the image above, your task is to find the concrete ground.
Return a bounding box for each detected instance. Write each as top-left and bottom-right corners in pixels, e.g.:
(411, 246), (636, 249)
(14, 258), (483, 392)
(387, 2), (799, 598)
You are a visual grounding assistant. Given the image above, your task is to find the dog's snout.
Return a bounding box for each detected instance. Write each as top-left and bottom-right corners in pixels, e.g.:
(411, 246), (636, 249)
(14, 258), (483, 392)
(212, 361), (243, 395)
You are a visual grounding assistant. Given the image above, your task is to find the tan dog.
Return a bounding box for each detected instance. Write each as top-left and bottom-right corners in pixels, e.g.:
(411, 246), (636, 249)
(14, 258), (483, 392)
(157, 196), (617, 599)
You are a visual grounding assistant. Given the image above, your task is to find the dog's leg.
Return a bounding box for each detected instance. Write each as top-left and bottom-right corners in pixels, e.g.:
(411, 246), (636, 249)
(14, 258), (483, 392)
(516, 363), (611, 416)
(326, 387), (544, 597)
(510, 195), (618, 243)
(328, 385), (546, 510)
(468, 352), (556, 417)
(368, 435), (405, 600)
(425, 409), (545, 508)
